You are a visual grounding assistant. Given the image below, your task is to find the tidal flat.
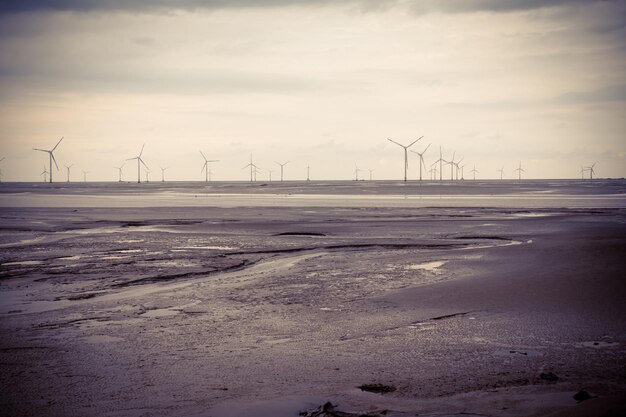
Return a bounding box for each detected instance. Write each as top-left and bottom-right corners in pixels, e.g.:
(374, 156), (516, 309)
(1, 180), (625, 417)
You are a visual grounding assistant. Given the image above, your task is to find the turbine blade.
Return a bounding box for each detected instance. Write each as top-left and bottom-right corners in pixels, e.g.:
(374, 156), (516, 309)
(140, 158), (149, 170)
(423, 143), (431, 153)
(199, 150), (207, 161)
(407, 136), (423, 148)
(139, 143), (146, 158)
(387, 138), (404, 148)
(51, 153), (59, 170)
(51, 136), (63, 152)
(33, 148), (47, 152)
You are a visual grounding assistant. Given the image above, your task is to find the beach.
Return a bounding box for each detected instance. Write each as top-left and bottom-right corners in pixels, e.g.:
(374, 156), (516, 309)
(1, 180), (625, 416)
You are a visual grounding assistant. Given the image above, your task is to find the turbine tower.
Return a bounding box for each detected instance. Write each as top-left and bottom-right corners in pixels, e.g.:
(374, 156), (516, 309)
(470, 164), (479, 180)
(114, 163), (124, 182)
(579, 166), (587, 180)
(41, 166), (49, 182)
(387, 136), (423, 181)
(354, 164), (362, 181)
(268, 169), (274, 182)
(126, 144), (148, 183)
(514, 161), (525, 180)
(64, 164), (73, 182)
(307, 165), (310, 181)
(145, 169), (150, 183)
(200, 151), (219, 182)
(82, 170), (88, 183)
(410, 143), (430, 181)
(160, 167), (168, 182)
(498, 166), (505, 180)
(368, 168), (375, 181)
(33, 137), (63, 183)
(275, 161), (289, 182)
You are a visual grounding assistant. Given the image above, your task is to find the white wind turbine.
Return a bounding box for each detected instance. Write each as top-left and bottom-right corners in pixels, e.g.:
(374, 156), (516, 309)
(275, 161), (289, 182)
(470, 164), (479, 180)
(410, 142), (430, 181)
(126, 144), (148, 183)
(498, 166), (505, 180)
(114, 163), (124, 182)
(585, 162), (596, 179)
(387, 136), (423, 181)
(33, 137), (63, 183)
(307, 165), (311, 181)
(453, 156), (464, 180)
(579, 166), (587, 179)
(368, 168), (375, 181)
(200, 151), (219, 182)
(514, 161), (525, 180)
(242, 154), (259, 182)
(82, 170), (89, 183)
(41, 165), (49, 182)
(267, 169), (274, 182)
(445, 151), (457, 180)
(354, 164), (362, 181)
(160, 167), (168, 182)
(64, 164), (73, 182)
(145, 169), (151, 183)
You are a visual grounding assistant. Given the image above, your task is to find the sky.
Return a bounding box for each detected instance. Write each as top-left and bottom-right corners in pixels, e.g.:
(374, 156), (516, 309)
(0, 0), (624, 181)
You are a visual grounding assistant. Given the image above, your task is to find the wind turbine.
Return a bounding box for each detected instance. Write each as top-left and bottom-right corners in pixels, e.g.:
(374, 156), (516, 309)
(514, 161), (525, 180)
(354, 164), (362, 181)
(445, 151), (456, 180)
(453, 156), (464, 180)
(242, 154), (259, 182)
(470, 164), (478, 180)
(431, 146), (445, 181)
(275, 161), (289, 182)
(82, 170), (88, 183)
(41, 166), (49, 182)
(160, 167), (168, 182)
(200, 151), (219, 182)
(498, 166), (505, 180)
(368, 168), (375, 181)
(145, 169), (150, 183)
(387, 136), (423, 181)
(268, 169), (274, 182)
(127, 144), (148, 183)
(64, 164), (73, 182)
(410, 143), (431, 181)
(307, 165), (310, 181)
(114, 163), (124, 182)
(33, 137), (63, 183)
(579, 166), (587, 180)
(586, 163), (596, 179)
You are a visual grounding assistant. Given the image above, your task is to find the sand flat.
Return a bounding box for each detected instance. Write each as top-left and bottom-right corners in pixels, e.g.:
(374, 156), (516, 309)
(1, 180), (625, 416)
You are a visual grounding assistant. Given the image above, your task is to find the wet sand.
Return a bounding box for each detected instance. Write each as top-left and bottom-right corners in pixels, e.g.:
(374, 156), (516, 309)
(0, 181), (625, 416)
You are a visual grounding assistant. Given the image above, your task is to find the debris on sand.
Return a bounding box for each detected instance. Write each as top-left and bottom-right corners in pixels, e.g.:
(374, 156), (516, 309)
(539, 372), (559, 382)
(299, 401), (388, 417)
(573, 389), (595, 402)
(358, 383), (397, 394)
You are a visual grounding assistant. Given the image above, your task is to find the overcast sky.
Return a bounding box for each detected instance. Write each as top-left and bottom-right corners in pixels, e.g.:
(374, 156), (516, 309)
(0, 0), (624, 181)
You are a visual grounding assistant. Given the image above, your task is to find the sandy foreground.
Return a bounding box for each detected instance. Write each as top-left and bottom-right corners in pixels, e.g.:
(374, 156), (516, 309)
(0, 180), (625, 417)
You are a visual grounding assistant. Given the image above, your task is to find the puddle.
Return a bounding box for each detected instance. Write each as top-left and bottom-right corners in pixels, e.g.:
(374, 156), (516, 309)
(101, 255), (130, 260)
(3, 260), (43, 266)
(156, 260), (198, 267)
(58, 256), (82, 261)
(176, 246), (236, 250)
(141, 308), (179, 318)
(406, 261), (447, 272)
(117, 249), (143, 254)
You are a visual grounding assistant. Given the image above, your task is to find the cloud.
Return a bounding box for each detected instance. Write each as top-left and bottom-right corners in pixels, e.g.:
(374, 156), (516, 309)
(0, 0), (608, 14)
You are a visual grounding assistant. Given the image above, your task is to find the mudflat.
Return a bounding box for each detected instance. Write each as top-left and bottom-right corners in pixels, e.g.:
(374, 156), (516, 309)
(1, 180), (625, 417)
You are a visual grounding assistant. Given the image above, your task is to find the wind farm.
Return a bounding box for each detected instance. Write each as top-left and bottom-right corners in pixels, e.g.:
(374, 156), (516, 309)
(1, 2), (625, 416)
